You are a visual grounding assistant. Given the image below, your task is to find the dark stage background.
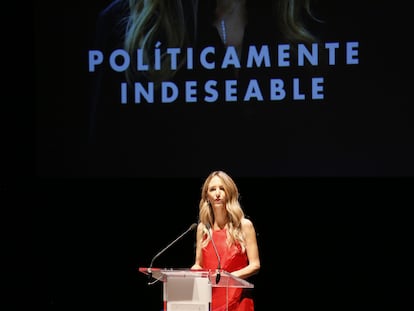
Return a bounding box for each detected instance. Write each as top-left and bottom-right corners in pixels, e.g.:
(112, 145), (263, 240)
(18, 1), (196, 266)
(31, 1), (414, 310)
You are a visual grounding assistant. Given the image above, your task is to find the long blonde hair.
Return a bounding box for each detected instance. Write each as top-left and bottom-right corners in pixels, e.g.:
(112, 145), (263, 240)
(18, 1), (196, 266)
(124, 0), (193, 85)
(197, 171), (247, 252)
(275, 0), (320, 43)
(124, 0), (319, 84)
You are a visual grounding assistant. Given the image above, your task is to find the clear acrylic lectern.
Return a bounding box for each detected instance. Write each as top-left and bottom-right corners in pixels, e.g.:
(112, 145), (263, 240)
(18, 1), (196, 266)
(138, 267), (254, 311)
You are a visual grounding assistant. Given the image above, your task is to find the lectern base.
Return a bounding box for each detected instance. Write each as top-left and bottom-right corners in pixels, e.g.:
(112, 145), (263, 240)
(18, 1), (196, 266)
(168, 302), (209, 311)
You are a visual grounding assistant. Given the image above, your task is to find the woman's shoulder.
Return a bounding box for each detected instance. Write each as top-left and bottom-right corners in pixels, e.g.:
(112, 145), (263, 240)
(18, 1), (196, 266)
(196, 222), (207, 234)
(241, 217), (254, 229)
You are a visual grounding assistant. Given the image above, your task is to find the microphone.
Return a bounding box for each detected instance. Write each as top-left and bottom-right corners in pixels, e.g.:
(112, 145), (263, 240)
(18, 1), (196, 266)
(147, 223), (197, 284)
(206, 224), (221, 284)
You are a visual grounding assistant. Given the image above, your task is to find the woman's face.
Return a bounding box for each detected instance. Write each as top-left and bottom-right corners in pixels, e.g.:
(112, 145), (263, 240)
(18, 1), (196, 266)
(207, 176), (227, 209)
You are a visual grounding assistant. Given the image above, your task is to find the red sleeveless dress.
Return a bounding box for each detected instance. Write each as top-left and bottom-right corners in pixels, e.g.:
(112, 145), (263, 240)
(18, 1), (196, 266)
(202, 228), (254, 311)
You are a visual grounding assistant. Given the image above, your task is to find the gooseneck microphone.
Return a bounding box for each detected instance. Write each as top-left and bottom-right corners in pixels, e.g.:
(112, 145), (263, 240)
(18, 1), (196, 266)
(147, 223), (197, 284)
(206, 224), (221, 284)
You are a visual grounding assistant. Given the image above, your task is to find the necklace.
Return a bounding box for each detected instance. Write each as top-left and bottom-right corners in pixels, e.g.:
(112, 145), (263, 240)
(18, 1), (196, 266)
(218, 4), (237, 45)
(220, 20), (227, 45)
(216, 0), (241, 45)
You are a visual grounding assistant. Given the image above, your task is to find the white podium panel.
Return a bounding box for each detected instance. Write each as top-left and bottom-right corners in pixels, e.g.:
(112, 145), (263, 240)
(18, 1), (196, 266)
(139, 268), (253, 311)
(166, 276), (211, 311)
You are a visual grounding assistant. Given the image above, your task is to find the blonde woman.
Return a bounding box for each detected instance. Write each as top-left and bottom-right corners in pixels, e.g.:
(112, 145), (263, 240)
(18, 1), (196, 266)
(92, 0), (321, 87)
(191, 170), (260, 311)
(89, 0), (323, 175)
(122, 0), (321, 82)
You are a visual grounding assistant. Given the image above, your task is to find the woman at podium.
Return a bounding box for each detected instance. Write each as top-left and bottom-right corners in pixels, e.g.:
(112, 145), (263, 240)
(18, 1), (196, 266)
(191, 171), (261, 311)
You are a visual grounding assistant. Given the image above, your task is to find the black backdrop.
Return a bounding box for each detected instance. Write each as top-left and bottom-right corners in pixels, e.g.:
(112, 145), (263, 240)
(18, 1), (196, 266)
(30, 1), (414, 310)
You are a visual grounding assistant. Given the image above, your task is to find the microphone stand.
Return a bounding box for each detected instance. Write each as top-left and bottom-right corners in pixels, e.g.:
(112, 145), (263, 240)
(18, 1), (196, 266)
(147, 223), (197, 285)
(206, 224), (221, 284)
